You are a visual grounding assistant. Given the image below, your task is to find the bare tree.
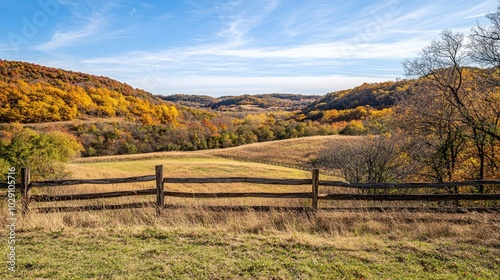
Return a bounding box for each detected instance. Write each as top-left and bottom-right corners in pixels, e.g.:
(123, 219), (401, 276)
(319, 135), (412, 186)
(469, 5), (500, 69)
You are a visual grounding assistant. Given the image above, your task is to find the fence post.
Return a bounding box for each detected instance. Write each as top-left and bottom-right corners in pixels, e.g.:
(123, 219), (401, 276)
(155, 165), (164, 215)
(21, 168), (30, 214)
(311, 168), (319, 211)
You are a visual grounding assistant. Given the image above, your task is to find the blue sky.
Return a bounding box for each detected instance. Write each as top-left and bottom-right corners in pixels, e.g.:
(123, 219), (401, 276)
(0, 0), (496, 96)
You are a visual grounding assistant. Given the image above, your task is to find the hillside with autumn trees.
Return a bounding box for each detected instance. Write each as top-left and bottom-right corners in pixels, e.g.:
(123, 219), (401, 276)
(0, 60), (179, 124)
(0, 59), (405, 130)
(304, 80), (407, 114)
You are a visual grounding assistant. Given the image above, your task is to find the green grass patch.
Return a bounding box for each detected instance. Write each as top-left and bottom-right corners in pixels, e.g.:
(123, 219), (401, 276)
(2, 227), (498, 279)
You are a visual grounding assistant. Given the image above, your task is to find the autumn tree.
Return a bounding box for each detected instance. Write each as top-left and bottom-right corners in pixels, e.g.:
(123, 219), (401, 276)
(0, 125), (83, 180)
(401, 28), (500, 185)
(396, 80), (466, 183)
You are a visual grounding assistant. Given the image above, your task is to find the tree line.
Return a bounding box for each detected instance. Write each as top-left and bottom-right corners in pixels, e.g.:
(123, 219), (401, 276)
(0, 113), (339, 179)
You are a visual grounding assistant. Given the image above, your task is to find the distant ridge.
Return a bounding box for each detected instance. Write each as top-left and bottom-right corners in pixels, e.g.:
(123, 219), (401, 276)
(160, 93), (321, 111)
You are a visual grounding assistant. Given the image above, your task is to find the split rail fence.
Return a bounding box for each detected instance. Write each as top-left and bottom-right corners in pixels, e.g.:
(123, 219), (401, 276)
(2, 166), (500, 213)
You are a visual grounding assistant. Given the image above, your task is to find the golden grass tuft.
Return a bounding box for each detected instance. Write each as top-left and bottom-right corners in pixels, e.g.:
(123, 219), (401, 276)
(7, 205), (498, 248)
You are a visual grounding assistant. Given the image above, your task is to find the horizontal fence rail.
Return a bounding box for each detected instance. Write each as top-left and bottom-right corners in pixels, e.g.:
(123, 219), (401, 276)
(320, 180), (500, 189)
(164, 177), (312, 185)
(31, 189), (157, 202)
(7, 166), (500, 214)
(319, 194), (500, 201)
(163, 191), (312, 199)
(31, 175), (156, 187)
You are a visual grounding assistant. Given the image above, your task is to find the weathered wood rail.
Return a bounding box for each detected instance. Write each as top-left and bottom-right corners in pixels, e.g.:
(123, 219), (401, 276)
(30, 175), (157, 187)
(2, 166), (499, 214)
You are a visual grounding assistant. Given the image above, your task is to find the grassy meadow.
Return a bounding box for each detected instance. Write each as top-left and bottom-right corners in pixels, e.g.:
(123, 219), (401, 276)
(1, 136), (499, 279)
(211, 135), (361, 167)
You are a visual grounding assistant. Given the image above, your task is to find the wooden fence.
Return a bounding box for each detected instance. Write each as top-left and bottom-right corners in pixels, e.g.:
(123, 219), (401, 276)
(2, 165), (500, 213)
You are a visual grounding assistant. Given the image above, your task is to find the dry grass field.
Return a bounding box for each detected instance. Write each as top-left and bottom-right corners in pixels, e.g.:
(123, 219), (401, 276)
(74, 135), (360, 167)
(210, 135), (361, 167)
(1, 136), (499, 279)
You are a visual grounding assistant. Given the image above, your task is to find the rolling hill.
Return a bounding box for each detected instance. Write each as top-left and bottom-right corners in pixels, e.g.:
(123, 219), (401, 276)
(73, 135), (358, 167)
(162, 80), (413, 127)
(301, 80), (411, 121)
(0, 60), (179, 124)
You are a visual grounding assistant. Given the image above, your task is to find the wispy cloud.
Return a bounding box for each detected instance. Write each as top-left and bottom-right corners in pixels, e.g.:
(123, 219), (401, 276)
(84, 37), (427, 68)
(34, 13), (105, 51)
(465, 12), (488, 19)
(77, 37), (417, 95)
(341, 1), (494, 44)
(33, 1), (124, 52)
(214, 0), (279, 43)
(0, 43), (17, 52)
(280, 3), (348, 41)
